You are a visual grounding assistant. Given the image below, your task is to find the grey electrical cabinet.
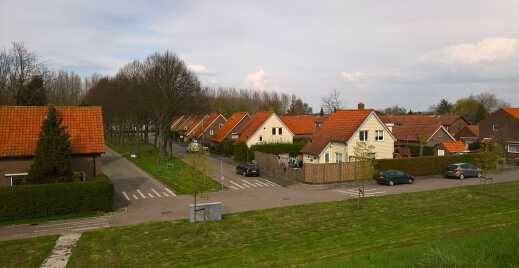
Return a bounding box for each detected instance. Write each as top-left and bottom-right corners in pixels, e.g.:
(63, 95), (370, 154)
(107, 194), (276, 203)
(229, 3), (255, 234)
(189, 202), (223, 222)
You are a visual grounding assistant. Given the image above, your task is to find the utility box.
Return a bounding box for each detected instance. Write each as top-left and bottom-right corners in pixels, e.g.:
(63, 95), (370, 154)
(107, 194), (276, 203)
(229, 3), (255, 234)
(189, 202), (223, 223)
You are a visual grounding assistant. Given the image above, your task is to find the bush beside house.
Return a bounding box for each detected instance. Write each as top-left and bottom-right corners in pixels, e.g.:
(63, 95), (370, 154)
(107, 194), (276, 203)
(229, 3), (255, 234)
(0, 175), (113, 222)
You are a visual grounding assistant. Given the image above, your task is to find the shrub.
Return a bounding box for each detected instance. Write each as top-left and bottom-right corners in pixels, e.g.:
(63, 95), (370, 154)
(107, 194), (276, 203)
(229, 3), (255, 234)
(233, 142), (254, 162)
(0, 175), (113, 222)
(251, 143), (304, 157)
(375, 154), (480, 176)
(400, 143), (434, 156)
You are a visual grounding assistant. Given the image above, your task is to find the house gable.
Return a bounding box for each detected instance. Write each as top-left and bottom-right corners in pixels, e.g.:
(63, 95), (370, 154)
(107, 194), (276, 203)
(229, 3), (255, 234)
(245, 113), (294, 147)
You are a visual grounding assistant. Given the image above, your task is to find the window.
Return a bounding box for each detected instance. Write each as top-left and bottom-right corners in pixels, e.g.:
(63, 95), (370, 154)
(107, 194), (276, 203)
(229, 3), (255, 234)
(375, 130), (384, 141)
(278, 127), (282, 135)
(209, 129), (214, 135)
(231, 133), (239, 139)
(509, 144), (519, 153)
(335, 152), (343, 163)
(259, 136), (263, 142)
(492, 123), (500, 131)
(367, 152), (376, 159)
(218, 123), (223, 129)
(272, 128), (276, 135)
(325, 152), (330, 163)
(359, 130), (368, 142)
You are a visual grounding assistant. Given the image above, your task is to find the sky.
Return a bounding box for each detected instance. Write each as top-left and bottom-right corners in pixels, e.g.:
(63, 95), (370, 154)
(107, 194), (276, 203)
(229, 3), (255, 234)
(1, 0), (519, 111)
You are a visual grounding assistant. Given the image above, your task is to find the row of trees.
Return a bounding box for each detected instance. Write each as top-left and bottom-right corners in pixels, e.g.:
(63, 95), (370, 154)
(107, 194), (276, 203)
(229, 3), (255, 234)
(0, 42), (85, 106)
(83, 51), (313, 156)
(430, 93), (509, 123)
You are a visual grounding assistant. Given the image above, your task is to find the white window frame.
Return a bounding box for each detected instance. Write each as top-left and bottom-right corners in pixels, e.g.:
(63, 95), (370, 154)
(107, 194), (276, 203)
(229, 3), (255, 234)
(359, 130), (368, 142)
(375, 130), (384, 141)
(259, 136), (263, 142)
(209, 129), (214, 135)
(324, 152), (330, 163)
(335, 152), (343, 163)
(278, 127), (282, 135)
(272, 127), (276, 135)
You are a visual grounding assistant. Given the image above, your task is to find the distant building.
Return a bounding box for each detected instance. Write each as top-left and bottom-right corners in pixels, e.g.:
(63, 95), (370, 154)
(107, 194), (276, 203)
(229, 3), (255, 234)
(479, 108), (519, 156)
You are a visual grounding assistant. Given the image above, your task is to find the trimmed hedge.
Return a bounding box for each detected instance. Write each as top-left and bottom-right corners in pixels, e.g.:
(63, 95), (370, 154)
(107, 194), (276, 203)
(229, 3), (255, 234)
(0, 175), (113, 222)
(375, 154), (480, 176)
(251, 143), (304, 157)
(233, 142), (254, 162)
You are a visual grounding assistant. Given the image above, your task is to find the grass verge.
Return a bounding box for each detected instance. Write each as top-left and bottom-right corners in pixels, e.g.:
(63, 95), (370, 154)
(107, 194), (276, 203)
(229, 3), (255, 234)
(108, 142), (220, 194)
(0, 235), (58, 268)
(69, 180), (519, 267)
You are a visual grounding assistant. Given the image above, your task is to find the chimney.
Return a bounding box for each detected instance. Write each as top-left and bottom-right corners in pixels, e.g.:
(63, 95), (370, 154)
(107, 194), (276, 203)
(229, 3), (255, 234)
(385, 123), (394, 132)
(358, 102), (365, 110)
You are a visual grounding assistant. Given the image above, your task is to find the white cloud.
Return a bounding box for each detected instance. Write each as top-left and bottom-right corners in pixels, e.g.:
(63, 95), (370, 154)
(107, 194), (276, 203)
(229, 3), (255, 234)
(188, 64), (215, 75)
(425, 38), (519, 65)
(246, 69), (267, 89)
(339, 71), (367, 82)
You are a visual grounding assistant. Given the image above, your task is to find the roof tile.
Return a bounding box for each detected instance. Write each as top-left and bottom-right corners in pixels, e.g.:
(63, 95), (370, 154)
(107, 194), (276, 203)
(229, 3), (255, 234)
(0, 106), (105, 157)
(210, 112), (248, 142)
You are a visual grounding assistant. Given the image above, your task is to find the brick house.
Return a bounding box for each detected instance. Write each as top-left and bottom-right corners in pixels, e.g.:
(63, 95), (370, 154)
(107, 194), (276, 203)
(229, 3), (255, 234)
(189, 113), (226, 145)
(479, 108), (519, 156)
(209, 112), (251, 146)
(0, 106), (105, 186)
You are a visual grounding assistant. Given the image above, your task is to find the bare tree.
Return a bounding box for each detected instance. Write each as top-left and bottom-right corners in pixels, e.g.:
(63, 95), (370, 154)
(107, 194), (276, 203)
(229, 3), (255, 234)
(0, 49), (12, 104)
(321, 89), (344, 114)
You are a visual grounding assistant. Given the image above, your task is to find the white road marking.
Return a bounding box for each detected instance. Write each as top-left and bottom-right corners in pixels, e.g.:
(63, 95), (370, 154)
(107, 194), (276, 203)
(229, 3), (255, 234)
(163, 192), (170, 197)
(255, 179), (271, 187)
(229, 185), (239, 190)
(230, 180), (245, 189)
(152, 188), (162, 198)
(148, 193), (155, 198)
(137, 189), (146, 199)
(263, 179), (280, 187)
(132, 194), (139, 200)
(122, 191), (130, 201)
(165, 187), (176, 197)
(242, 180), (258, 188)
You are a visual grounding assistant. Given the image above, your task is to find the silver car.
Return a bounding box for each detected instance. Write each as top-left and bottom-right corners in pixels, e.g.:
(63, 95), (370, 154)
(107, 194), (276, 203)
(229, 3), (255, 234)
(446, 163), (482, 180)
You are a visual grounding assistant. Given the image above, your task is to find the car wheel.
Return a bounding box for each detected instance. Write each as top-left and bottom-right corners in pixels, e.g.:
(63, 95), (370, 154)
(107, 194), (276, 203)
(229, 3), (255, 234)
(459, 174), (465, 180)
(408, 178), (414, 184)
(388, 181), (394, 186)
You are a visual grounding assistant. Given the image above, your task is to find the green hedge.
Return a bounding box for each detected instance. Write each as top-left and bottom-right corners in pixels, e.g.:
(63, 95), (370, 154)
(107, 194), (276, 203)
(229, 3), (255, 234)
(375, 154), (480, 176)
(0, 175), (113, 222)
(233, 143), (254, 162)
(251, 143), (304, 157)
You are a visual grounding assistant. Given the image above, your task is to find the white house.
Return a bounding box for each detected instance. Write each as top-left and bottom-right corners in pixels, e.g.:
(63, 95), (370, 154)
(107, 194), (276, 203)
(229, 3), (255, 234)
(237, 111), (294, 147)
(301, 108), (396, 163)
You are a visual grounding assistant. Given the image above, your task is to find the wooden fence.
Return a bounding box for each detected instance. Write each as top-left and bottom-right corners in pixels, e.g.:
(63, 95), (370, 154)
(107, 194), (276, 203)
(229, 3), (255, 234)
(255, 151), (372, 184)
(302, 162), (373, 184)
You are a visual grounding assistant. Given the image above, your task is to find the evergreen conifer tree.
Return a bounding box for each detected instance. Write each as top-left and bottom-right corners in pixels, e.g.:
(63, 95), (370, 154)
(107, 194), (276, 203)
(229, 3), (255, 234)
(29, 105), (73, 183)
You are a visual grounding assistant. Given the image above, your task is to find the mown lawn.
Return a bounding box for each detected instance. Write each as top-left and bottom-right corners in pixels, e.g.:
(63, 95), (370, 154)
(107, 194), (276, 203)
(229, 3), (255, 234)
(108, 142), (220, 194)
(69, 181), (519, 267)
(0, 235), (58, 268)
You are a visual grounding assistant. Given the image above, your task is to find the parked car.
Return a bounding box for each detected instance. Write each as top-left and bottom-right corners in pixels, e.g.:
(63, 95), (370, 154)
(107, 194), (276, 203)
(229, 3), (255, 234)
(376, 170), (414, 186)
(446, 163), (482, 180)
(186, 142), (201, 153)
(236, 163), (260, 177)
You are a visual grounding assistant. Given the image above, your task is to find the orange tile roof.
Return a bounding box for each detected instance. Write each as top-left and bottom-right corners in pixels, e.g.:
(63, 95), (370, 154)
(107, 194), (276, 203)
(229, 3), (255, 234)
(391, 124), (445, 142)
(504, 108), (519, 120)
(466, 125), (480, 136)
(301, 109), (373, 155)
(192, 113), (225, 138)
(210, 112), (249, 142)
(442, 141), (467, 153)
(0, 106), (105, 157)
(280, 115), (328, 136)
(185, 116), (204, 136)
(382, 114), (468, 126)
(237, 111), (272, 143)
(170, 115), (185, 130)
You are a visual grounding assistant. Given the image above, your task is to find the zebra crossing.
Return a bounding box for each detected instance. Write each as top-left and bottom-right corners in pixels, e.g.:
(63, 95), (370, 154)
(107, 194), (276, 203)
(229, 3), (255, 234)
(332, 187), (386, 198)
(227, 178), (281, 191)
(121, 187), (176, 201)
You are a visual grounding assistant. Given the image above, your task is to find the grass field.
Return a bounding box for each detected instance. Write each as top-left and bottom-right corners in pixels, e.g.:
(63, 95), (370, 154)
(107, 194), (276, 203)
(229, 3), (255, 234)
(0, 235), (58, 268)
(108, 142), (220, 194)
(68, 181), (519, 267)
